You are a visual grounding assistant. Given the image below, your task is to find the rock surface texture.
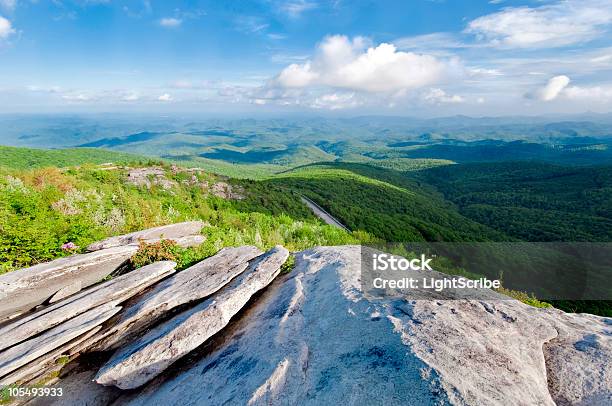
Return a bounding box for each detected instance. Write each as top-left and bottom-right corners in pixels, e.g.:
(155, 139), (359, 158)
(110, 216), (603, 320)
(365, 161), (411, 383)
(115, 246), (610, 406)
(95, 246), (289, 389)
(1, 243), (609, 406)
(86, 221), (206, 251)
(0, 245), (138, 320)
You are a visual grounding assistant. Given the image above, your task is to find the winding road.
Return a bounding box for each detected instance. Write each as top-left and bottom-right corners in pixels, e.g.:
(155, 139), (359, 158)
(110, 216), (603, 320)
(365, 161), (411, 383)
(300, 196), (350, 232)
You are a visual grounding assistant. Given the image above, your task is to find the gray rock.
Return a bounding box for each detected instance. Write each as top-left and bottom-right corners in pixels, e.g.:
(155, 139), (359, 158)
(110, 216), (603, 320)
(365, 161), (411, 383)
(0, 261), (176, 352)
(0, 245), (137, 320)
(87, 221), (206, 251)
(95, 246), (289, 389)
(117, 246), (611, 406)
(0, 326), (102, 386)
(48, 281), (82, 303)
(0, 303), (121, 378)
(91, 246), (263, 351)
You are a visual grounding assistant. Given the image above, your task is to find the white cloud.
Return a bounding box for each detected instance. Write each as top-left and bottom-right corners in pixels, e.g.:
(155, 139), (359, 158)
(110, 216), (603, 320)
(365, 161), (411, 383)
(0, 15), (15, 39)
(158, 93), (172, 101)
(310, 92), (361, 110)
(61, 93), (92, 102)
(466, 0), (612, 48)
(280, 1), (317, 18)
(0, 0), (16, 12)
(531, 75), (571, 101)
(274, 35), (457, 93)
(563, 85), (612, 102)
(423, 88), (465, 104)
(159, 17), (182, 28)
(394, 32), (468, 50)
(27, 85), (61, 93)
(122, 93), (139, 101)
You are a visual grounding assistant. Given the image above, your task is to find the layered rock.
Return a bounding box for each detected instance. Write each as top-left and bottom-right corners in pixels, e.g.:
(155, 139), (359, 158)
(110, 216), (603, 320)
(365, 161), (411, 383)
(0, 302), (121, 378)
(115, 246), (611, 406)
(3, 244), (609, 405)
(91, 245), (263, 351)
(95, 246), (289, 389)
(86, 221), (206, 251)
(0, 261), (176, 352)
(0, 245), (138, 320)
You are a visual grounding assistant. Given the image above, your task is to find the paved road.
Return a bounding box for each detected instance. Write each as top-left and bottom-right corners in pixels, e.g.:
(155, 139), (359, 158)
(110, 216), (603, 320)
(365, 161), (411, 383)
(300, 197), (350, 232)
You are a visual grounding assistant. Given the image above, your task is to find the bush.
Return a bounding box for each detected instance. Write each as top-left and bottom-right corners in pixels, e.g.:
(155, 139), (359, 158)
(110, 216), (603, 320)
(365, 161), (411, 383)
(130, 239), (180, 268)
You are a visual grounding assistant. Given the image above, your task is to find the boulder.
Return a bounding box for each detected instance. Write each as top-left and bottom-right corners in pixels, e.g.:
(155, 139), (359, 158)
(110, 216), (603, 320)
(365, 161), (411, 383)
(0, 245), (137, 320)
(0, 303), (121, 379)
(91, 246), (263, 351)
(86, 221), (206, 251)
(115, 246), (611, 406)
(0, 261), (176, 352)
(95, 246), (289, 389)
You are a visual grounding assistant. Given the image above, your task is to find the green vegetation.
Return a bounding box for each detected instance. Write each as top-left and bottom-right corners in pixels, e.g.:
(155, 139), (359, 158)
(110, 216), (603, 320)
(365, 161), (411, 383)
(0, 146), (152, 170)
(2, 143), (611, 317)
(268, 165), (507, 242)
(0, 151), (368, 273)
(496, 287), (552, 309)
(413, 162), (612, 241)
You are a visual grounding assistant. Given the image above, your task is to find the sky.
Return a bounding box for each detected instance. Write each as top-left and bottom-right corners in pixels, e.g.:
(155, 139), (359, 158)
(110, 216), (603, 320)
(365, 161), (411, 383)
(0, 0), (612, 116)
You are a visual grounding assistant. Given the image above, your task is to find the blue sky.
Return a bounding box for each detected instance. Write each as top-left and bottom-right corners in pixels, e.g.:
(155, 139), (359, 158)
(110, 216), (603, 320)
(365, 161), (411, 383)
(1, 0), (611, 115)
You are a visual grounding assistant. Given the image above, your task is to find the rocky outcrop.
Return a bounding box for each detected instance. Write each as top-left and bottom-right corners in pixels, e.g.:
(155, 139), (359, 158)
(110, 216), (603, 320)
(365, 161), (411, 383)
(0, 222), (206, 320)
(0, 245), (138, 320)
(125, 167), (177, 190)
(90, 245), (263, 351)
(0, 261), (177, 352)
(95, 246), (289, 389)
(115, 246), (610, 406)
(86, 221), (206, 251)
(0, 303), (121, 378)
(2, 243), (609, 405)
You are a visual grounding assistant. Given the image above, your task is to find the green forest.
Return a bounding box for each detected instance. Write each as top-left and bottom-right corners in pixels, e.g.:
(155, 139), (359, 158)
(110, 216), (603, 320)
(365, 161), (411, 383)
(1, 145), (611, 316)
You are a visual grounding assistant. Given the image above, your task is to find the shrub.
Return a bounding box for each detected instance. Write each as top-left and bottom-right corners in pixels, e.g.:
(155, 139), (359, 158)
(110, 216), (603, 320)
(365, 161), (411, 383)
(130, 239), (179, 268)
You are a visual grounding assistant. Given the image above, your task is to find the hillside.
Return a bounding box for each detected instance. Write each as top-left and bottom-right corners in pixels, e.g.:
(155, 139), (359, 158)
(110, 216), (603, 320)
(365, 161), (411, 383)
(0, 146), (152, 170)
(413, 162), (612, 241)
(268, 164), (507, 242)
(2, 146), (611, 316)
(0, 148), (364, 273)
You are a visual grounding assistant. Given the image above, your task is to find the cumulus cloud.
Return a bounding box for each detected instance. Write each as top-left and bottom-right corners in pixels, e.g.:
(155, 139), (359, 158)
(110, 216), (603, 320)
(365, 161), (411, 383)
(466, 0), (612, 48)
(158, 93), (172, 101)
(423, 88), (465, 104)
(159, 17), (182, 28)
(529, 75), (571, 101)
(274, 35), (457, 93)
(0, 15), (15, 39)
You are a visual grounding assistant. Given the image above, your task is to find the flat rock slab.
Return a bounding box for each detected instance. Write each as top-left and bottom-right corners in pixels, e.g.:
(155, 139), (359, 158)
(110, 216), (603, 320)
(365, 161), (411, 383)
(0, 326), (102, 386)
(87, 221), (206, 251)
(115, 246), (444, 405)
(116, 246), (611, 406)
(0, 245), (137, 320)
(92, 246), (262, 351)
(0, 302), (121, 379)
(96, 246), (289, 389)
(0, 261), (176, 352)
